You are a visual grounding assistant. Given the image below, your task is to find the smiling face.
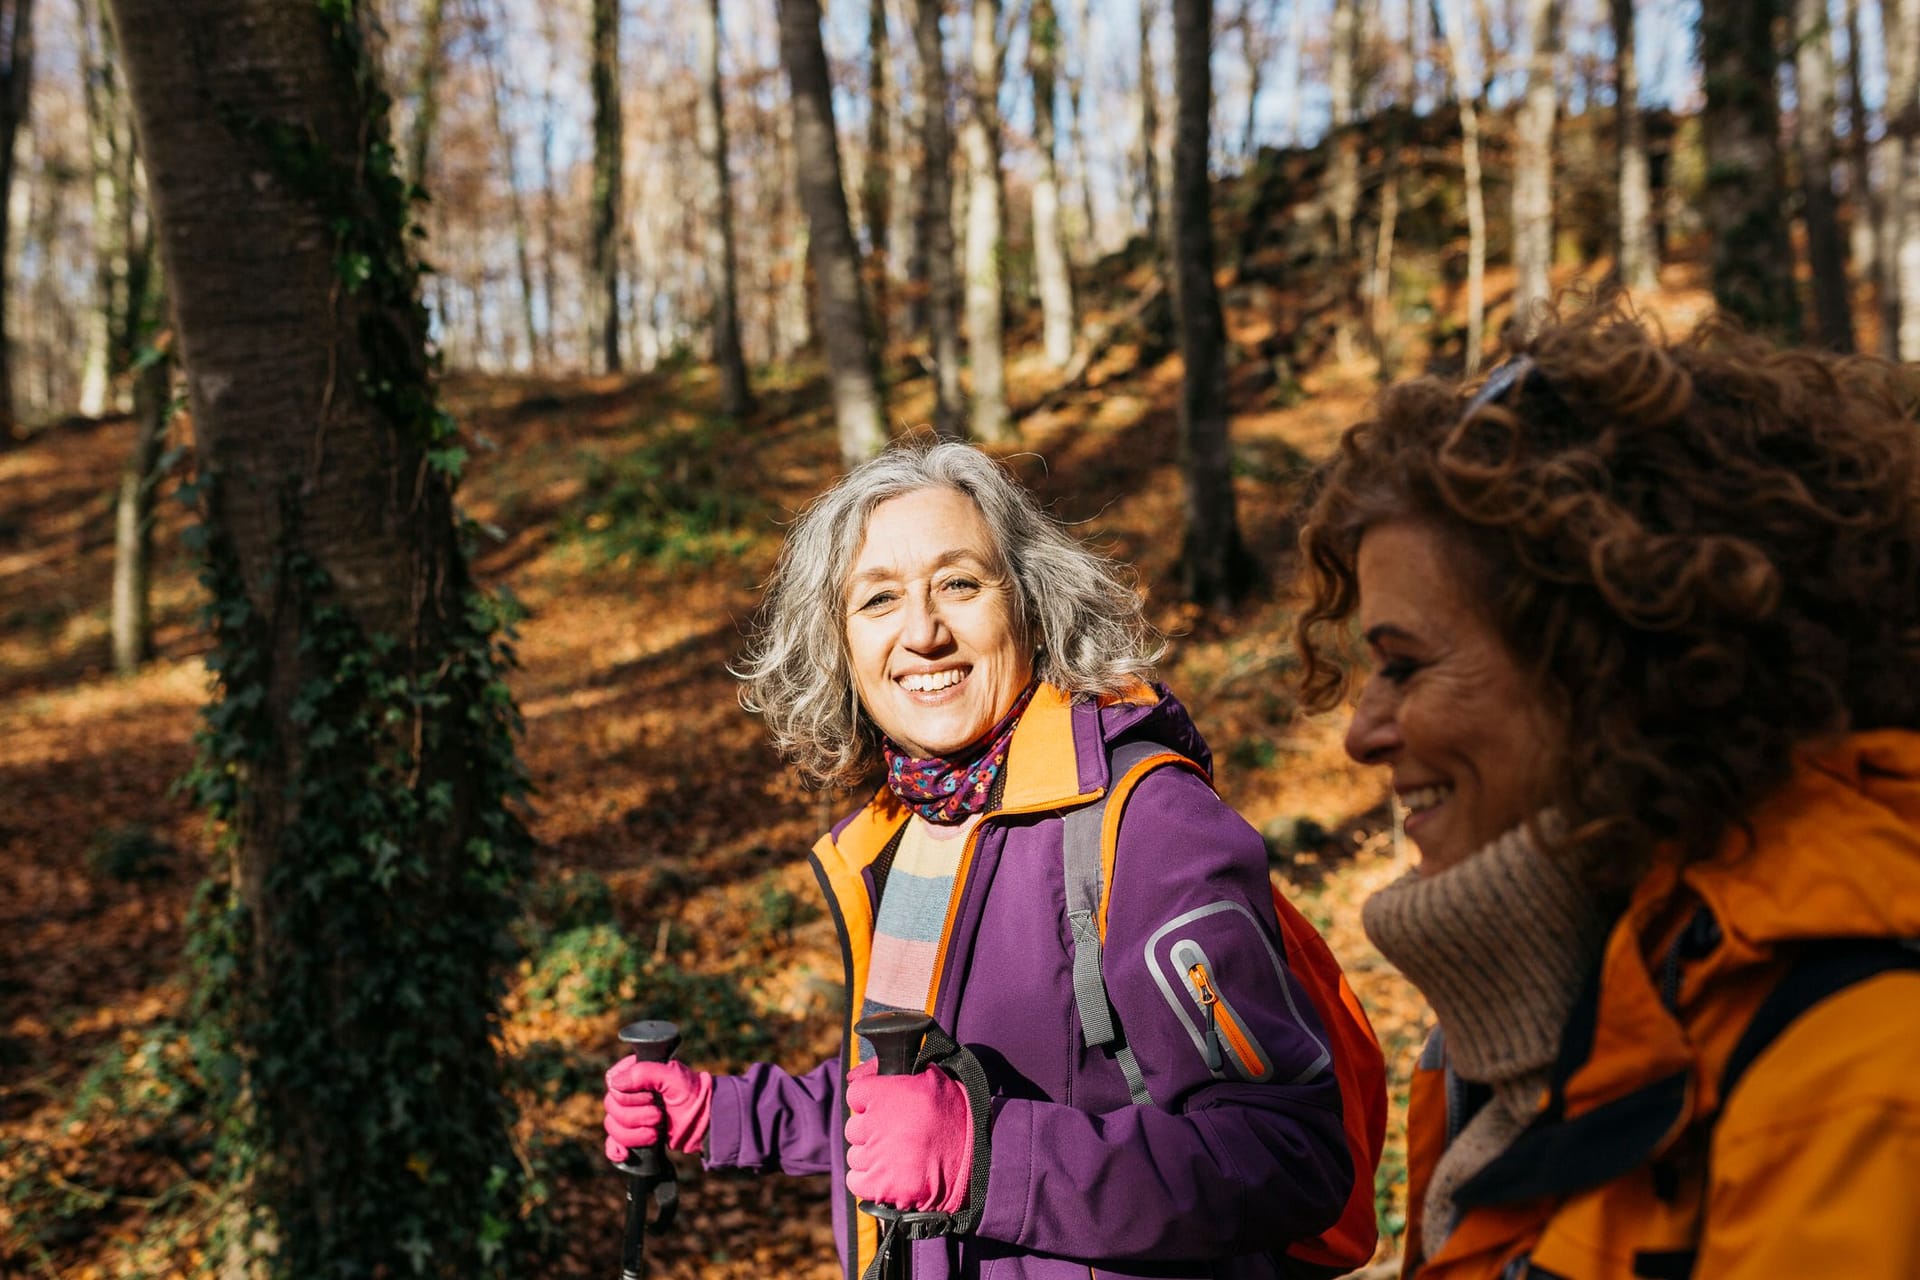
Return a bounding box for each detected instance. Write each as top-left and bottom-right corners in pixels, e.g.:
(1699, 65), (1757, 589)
(844, 486), (1035, 759)
(1344, 520), (1564, 874)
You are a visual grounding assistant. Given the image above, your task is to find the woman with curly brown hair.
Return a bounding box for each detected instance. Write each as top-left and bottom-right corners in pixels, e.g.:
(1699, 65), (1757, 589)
(1294, 307), (1920, 1279)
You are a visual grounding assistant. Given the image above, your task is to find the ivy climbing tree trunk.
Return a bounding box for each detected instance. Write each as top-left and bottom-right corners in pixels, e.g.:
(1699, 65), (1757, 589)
(106, 0), (530, 1272)
(1171, 0), (1252, 610)
(1700, 0), (1800, 340)
(590, 0), (623, 372)
(0, 0), (34, 443)
(779, 0), (888, 466)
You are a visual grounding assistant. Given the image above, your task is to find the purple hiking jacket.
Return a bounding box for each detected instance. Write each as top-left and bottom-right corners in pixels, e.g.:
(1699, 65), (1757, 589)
(702, 683), (1352, 1279)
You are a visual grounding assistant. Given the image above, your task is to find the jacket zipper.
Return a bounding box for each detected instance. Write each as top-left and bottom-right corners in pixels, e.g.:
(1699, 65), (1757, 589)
(1186, 961), (1261, 1076)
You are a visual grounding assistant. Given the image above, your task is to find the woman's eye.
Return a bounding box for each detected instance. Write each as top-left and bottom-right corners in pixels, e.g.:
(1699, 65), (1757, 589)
(940, 577), (980, 593)
(858, 591), (897, 611)
(1379, 656), (1419, 683)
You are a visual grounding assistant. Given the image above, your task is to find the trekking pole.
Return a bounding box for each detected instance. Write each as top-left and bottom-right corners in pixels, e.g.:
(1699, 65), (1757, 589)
(854, 1010), (934, 1280)
(614, 1019), (682, 1280)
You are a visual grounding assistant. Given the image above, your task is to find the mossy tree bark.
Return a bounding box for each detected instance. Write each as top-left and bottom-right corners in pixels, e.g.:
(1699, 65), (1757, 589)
(106, 0), (529, 1269)
(1171, 0), (1253, 610)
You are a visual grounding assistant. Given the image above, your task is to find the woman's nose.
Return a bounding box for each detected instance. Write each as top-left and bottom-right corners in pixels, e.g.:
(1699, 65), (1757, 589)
(900, 590), (947, 650)
(1343, 679), (1400, 765)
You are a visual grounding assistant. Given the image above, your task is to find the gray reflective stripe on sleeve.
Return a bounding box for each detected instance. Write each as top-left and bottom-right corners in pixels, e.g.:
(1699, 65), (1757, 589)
(1418, 1025), (1448, 1071)
(1060, 739), (1177, 1108)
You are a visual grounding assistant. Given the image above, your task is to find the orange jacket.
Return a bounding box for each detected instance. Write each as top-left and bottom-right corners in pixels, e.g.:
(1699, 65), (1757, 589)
(1401, 731), (1920, 1279)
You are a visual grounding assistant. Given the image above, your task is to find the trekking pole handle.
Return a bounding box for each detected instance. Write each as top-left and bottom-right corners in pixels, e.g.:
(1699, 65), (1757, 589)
(615, 1020), (682, 1280)
(853, 1011), (934, 1280)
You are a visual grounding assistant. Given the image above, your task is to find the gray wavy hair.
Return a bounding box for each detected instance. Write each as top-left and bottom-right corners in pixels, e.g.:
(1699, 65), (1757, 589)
(735, 438), (1165, 787)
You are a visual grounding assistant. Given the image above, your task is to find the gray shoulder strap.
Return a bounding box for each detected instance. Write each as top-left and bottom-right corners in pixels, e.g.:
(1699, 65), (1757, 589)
(1062, 739), (1178, 1108)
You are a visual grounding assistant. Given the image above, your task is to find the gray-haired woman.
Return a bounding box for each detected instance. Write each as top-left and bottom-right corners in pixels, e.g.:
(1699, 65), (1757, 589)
(603, 438), (1359, 1280)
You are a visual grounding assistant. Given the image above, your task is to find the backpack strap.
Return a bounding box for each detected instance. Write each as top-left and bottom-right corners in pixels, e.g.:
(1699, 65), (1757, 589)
(1061, 740), (1203, 1108)
(1720, 937), (1920, 1102)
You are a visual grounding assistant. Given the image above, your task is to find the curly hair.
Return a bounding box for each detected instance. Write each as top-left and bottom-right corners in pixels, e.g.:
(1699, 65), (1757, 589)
(736, 437), (1164, 788)
(1295, 305), (1920, 875)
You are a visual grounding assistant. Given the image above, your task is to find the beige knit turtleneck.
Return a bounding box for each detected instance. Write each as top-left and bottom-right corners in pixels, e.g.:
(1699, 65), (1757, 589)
(1361, 817), (1609, 1257)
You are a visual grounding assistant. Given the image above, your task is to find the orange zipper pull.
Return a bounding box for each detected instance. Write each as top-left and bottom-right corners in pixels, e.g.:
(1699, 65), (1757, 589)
(1188, 963), (1224, 1072)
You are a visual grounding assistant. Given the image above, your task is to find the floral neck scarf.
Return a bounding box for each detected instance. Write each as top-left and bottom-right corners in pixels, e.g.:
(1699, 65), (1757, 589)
(882, 680), (1039, 824)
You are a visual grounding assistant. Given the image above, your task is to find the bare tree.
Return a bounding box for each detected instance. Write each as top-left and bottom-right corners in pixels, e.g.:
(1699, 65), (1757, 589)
(1066, 0), (1097, 259)
(110, 340), (168, 674)
(865, 0), (892, 352)
(106, 0), (527, 1266)
(911, 0), (964, 436)
(700, 0), (753, 413)
(1844, 0), (1879, 288)
(1612, 0), (1657, 292)
(0, 0), (34, 441)
(1793, 0), (1855, 349)
(1228, 0), (1284, 159)
(77, 0), (139, 417)
(590, 0), (622, 372)
(1511, 0), (1561, 332)
(963, 0), (1011, 440)
(406, 0), (447, 189)
(779, 0), (888, 465)
(1138, 0), (1164, 248)
(1329, 0), (1359, 358)
(1701, 0), (1800, 339)
(1883, 0), (1920, 356)
(1031, 0), (1076, 367)
(1171, 0), (1252, 609)
(1434, 0), (1487, 371)
(468, 0), (539, 367)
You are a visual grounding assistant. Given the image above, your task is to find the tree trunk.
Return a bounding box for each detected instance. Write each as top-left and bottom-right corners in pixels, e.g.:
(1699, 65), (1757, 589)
(105, 0), (528, 1269)
(1067, 0), (1097, 262)
(891, 8), (926, 337)
(469, 0), (539, 369)
(1844, 0), (1879, 290)
(406, 0), (446, 190)
(590, 0), (623, 372)
(1171, 0), (1250, 610)
(1884, 0), (1920, 357)
(700, 0), (753, 414)
(963, 0), (1010, 440)
(78, 0), (136, 417)
(1793, 0), (1855, 349)
(0, 0), (34, 442)
(865, 0), (891, 352)
(110, 349), (167, 673)
(1138, 0), (1163, 249)
(1435, 0), (1486, 371)
(1031, 0), (1076, 367)
(1511, 0), (1560, 334)
(1612, 0), (1657, 292)
(1701, 0), (1800, 340)
(911, 0), (964, 437)
(1329, 0), (1360, 359)
(779, 0), (888, 466)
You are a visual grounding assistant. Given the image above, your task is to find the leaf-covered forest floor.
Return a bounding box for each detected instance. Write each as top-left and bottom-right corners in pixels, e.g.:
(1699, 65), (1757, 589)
(1, 217), (1736, 1276)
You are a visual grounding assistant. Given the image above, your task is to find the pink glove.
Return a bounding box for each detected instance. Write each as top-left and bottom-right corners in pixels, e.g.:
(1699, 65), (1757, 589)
(844, 1057), (974, 1215)
(603, 1058), (714, 1162)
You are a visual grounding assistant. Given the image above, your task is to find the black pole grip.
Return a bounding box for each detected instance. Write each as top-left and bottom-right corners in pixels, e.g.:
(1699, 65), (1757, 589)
(614, 1019), (682, 1280)
(857, 1010), (932, 1077)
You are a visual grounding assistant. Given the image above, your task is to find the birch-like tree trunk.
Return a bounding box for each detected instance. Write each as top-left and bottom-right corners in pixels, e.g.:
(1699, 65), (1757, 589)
(110, 348), (167, 673)
(779, 0), (887, 465)
(1067, 0), (1097, 260)
(1434, 0), (1486, 371)
(1612, 0), (1657, 292)
(962, 0), (1010, 439)
(1793, 0), (1855, 350)
(1329, 0), (1359, 358)
(1031, 0), (1075, 367)
(589, 0), (623, 372)
(1511, 0), (1560, 333)
(891, 9), (927, 337)
(1171, 0), (1250, 609)
(912, 0), (964, 436)
(77, 0), (137, 417)
(700, 0), (752, 413)
(105, 0), (526, 1266)
(0, 0), (34, 441)
(1702, 0), (1800, 340)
